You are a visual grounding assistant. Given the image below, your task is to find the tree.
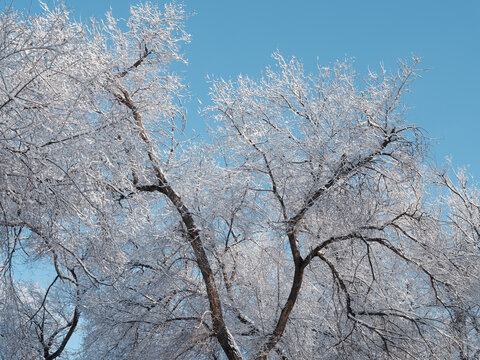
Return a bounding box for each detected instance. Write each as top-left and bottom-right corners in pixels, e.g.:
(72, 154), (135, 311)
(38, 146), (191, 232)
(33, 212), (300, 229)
(0, 2), (479, 359)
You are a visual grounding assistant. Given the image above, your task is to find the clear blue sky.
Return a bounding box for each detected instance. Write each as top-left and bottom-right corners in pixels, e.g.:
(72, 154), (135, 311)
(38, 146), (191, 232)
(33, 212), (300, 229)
(8, 0), (480, 178)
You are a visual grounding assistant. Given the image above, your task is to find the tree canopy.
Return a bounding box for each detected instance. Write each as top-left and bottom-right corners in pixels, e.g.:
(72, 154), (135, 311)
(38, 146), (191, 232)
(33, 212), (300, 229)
(0, 2), (479, 359)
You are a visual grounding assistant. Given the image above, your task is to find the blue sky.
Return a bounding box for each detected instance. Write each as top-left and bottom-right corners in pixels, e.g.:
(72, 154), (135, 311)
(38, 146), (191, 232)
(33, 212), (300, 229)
(9, 0), (480, 178)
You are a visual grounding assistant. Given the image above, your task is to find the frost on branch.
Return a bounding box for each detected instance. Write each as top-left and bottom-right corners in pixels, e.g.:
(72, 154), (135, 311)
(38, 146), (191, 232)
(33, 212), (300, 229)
(0, 2), (479, 360)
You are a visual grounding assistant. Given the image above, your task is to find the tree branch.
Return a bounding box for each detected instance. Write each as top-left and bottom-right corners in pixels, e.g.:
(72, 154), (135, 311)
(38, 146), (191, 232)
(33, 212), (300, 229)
(117, 87), (243, 360)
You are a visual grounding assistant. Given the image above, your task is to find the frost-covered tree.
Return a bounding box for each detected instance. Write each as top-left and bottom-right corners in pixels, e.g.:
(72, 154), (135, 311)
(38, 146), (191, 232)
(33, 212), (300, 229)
(0, 2), (479, 359)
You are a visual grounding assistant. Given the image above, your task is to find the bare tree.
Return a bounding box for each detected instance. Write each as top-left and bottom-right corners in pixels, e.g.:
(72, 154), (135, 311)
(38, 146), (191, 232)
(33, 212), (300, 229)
(0, 2), (478, 359)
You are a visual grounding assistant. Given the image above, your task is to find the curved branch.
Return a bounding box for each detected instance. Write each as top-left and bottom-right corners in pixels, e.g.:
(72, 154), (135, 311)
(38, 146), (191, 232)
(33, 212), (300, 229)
(116, 87), (243, 360)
